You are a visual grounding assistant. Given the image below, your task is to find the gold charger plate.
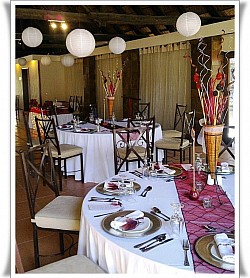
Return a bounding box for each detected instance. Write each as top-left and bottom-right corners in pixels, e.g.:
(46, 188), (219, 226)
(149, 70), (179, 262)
(96, 182), (141, 196)
(101, 210), (162, 238)
(195, 234), (235, 272)
(161, 165), (183, 177)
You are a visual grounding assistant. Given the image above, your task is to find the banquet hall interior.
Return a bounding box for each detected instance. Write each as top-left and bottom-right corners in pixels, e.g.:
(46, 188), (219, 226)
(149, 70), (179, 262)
(14, 2), (238, 275)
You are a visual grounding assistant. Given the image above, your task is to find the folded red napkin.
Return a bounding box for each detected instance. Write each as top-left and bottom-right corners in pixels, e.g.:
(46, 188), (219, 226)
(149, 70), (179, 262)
(104, 182), (119, 191)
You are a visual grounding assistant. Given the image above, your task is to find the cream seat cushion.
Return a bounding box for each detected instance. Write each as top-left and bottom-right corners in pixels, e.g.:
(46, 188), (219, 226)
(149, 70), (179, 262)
(27, 255), (106, 273)
(117, 146), (146, 160)
(155, 138), (190, 150)
(33, 196), (83, 231)
(162, 129), (181, 138)
(50, 144), (82, 159)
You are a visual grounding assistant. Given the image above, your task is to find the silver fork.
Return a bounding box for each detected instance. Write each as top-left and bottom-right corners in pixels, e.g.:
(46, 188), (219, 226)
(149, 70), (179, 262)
(94, 207), (124, 217)
(183, 239), (190, 266)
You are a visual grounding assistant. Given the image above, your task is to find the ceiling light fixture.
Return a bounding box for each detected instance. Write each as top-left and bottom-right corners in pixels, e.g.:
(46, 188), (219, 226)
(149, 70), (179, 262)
(50, 22), (57, 29)
(22, 27), (43, 47)
(66, 29), (95, 58)
(109, 37), (126, 54)
(48, 20), (68, 30)
(61, 54), (75, 67)
(176, 12), (201, 37)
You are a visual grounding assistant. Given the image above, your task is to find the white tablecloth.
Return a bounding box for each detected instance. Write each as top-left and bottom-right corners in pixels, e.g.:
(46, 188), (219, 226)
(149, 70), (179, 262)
(28, 112), (73, 129)
(57, 122), (163, 183)
(77, 171), (235, 274)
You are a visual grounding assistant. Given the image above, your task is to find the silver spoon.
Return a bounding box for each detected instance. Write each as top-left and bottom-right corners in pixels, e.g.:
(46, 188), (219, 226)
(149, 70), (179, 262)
(152, 207), (170, 220)
(140, 186), (152, 197)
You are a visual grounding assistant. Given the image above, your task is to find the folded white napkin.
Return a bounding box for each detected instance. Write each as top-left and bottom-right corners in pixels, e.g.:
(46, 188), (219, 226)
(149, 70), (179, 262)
(181, 164), (192, 171)
(214, 233), (235, 264)
(163, 166), (176, 175)
(220, 162), (230, 173)
(110, 210), (144, 231)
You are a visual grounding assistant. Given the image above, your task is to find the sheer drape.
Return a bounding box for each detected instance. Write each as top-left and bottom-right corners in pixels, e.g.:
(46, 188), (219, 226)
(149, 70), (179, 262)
(139, 42), (191, 130)
(95, 54), (123, 120)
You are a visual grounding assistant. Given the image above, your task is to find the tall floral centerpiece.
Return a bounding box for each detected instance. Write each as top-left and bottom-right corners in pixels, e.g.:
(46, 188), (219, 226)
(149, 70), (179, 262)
(186, 37), (234, 179)
(100, 67), (122, 120)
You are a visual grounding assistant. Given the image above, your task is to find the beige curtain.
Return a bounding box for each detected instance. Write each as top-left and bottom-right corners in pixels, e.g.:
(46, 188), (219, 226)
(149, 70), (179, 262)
(139, 42), (191, 130)
(95, 54), (123, 120)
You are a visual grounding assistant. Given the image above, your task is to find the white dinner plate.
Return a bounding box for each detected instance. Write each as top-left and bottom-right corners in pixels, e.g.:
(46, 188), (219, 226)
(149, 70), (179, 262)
(210, 245), (235, 265)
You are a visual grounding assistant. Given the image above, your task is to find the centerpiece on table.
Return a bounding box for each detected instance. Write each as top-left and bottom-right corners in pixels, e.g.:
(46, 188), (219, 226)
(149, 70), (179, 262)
(100, 58), (128, 121)
(185, 36), (235, 180)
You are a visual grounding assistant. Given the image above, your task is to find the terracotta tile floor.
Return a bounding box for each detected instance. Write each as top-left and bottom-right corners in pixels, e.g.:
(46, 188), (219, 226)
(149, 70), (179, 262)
(15, 111), (235, 272)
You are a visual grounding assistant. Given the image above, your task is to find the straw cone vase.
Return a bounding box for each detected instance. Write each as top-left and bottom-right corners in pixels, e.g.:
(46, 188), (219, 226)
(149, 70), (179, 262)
(107, 96), (115, 120)
(203, 124), (224, 179)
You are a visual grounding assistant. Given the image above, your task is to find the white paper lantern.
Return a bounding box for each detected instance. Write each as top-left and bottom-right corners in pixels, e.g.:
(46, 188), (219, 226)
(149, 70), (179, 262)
(22, 27), (43, 47)
(176, 12), (201, 37)
(41, 55), (51, 66)
(18, 58), (27, 66)
(109, 37), (126, 54)
(61, 54), (75, 67)
(66, 29), (95, 57)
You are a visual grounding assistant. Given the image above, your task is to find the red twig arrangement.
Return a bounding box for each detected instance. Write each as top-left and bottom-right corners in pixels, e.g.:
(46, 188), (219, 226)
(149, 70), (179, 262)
(185, 36), (234, 126)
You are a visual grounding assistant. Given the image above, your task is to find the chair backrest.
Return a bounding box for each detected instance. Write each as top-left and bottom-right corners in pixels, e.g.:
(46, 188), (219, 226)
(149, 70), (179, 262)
(181, 110), (195, 144)
(128, 116), (156, 161)
(23, 111), (35, 148)
(68, 96), (75, 112)
(46, 105), (59, 126)
(18, 142), (59, 220)
(35, 116), (61, 155)
(74, 96), (83, 112)
(174, 104), (187, 130)
(112, 126), (150, 174)
(133, 102), (150, 119)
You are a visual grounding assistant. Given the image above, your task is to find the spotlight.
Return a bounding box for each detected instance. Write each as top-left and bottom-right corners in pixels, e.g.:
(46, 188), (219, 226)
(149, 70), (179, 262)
(61, 22), (68, 30)
(50, 22), (57, 29)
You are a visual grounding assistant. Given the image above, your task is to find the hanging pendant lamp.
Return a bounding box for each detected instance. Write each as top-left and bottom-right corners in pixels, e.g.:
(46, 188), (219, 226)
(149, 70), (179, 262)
(22, 27), (43, 47)
(176, 12), (201, 37)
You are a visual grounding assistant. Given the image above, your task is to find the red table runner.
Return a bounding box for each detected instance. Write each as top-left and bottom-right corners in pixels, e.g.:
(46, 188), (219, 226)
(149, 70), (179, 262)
(174, 165), (235, 274)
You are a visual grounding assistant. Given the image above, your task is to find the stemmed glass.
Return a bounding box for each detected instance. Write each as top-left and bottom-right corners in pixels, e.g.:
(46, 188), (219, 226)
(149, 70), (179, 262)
(170, 202), (184, 238)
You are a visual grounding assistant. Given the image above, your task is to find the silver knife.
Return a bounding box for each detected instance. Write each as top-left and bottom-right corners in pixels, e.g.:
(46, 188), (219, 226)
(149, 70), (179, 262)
(141, 238), (174, 252)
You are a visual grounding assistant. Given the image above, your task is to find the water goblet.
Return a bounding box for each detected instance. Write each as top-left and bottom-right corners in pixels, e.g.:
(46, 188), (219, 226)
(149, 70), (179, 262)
(170, 202), (184, 238)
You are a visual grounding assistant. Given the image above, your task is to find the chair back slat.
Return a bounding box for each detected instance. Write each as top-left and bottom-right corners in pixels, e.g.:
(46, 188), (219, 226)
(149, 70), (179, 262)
(174, 104), (187, 130)
(113, 127), (150, 174)
(18, 142), (59, 219)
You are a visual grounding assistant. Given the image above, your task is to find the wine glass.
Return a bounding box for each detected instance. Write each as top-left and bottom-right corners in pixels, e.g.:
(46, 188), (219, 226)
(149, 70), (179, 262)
(170, 202), (184, 238)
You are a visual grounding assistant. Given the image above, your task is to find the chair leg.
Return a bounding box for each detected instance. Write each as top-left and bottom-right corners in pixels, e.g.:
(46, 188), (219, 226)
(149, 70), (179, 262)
(164, 150), (167, 164)
(180, 150), (183, 164)
(58, 158), (63, 191)
(156, 148), (158, 162)
(59, 232), (65, 255)
(33, 225), (40, 268)
(64, 159), (67, 179)
(80, 153), (84, 183)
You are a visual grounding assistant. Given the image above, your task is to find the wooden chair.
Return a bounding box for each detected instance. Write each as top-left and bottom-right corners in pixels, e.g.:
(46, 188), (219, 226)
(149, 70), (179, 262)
(35, 117), (84, 191)
(155, 110), (195, 164)
(23, 111), (40, 148)
(18, 142), (84, 268)
(162, 103), (187, 138)
(133, 102), (150, 119)
(112, 126), (150, 174)
(128, 116), (156, 162)
(68, 95), (75, 112)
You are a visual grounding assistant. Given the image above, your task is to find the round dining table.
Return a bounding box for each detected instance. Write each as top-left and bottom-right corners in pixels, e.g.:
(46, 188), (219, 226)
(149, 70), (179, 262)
(77, 166), (235, 274)
(56, 121), (163, 183)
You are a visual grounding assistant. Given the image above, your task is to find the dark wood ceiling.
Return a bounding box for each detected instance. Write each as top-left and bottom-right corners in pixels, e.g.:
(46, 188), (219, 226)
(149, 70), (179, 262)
(15, 4), (235, 58)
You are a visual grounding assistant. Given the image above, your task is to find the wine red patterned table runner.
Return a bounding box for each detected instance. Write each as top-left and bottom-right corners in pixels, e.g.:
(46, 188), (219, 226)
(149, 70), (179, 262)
(174, 165), (235, 274)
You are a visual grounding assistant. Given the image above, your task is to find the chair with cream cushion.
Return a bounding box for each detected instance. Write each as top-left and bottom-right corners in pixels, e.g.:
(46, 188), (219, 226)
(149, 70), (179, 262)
(16, 242), (105, 273)
(162, 103), (187, 138)
(113, 126), (150, 174)
(35, 116), (84, 191)
(18, 142), (84, 268)
(155, 110), (195, 164)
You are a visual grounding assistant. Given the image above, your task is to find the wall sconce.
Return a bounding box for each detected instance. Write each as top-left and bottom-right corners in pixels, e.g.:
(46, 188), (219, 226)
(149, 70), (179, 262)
(176, 12), (201, 37)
